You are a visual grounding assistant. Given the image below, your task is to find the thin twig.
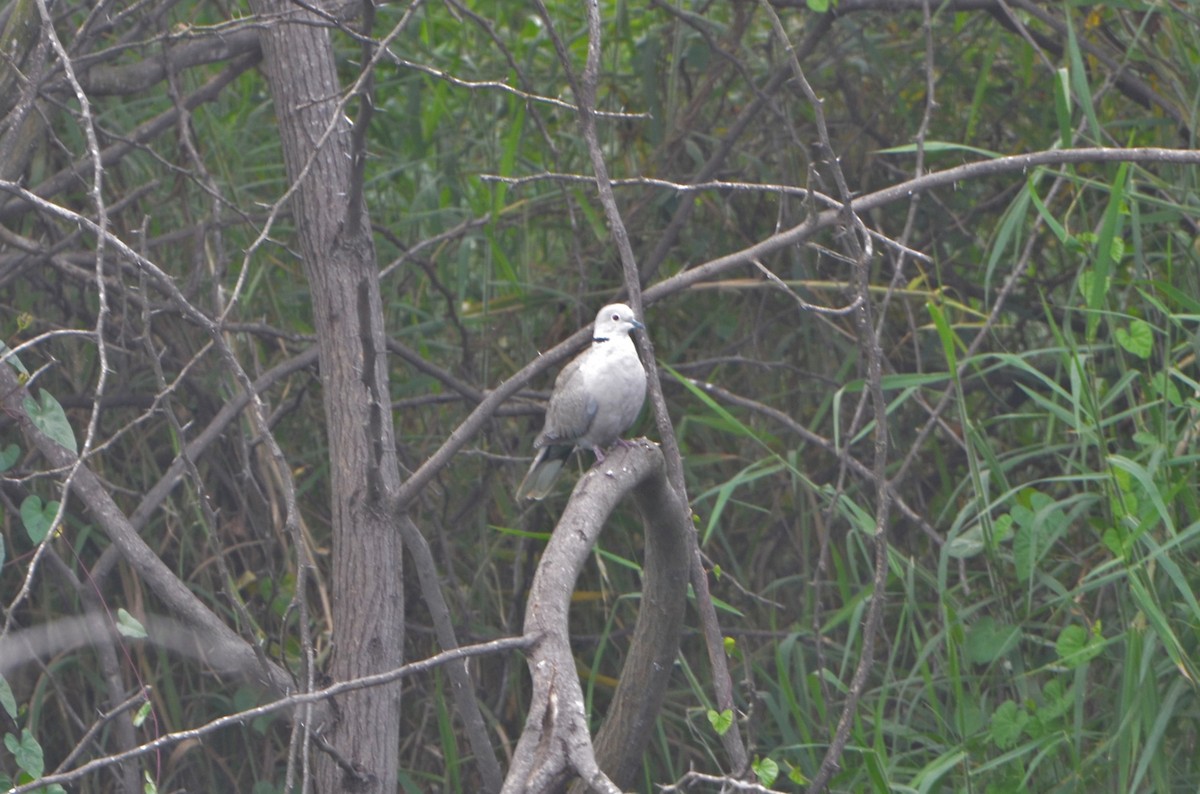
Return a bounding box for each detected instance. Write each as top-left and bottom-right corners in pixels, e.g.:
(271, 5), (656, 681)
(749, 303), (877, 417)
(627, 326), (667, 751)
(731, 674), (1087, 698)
(4, 636), (533, 794)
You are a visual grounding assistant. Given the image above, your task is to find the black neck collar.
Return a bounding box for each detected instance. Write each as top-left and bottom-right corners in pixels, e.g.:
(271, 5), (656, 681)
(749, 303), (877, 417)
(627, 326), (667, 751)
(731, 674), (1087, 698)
(593, 336), (609, 343)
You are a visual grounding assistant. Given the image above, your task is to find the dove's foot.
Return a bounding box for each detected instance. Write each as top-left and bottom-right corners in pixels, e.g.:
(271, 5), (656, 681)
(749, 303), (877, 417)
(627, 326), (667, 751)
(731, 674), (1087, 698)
(593, 437), (639, 464)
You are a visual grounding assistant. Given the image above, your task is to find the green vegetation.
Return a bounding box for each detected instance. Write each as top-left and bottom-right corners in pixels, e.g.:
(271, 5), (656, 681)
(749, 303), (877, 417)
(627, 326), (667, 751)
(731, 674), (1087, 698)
(2, 0), (1199, 790)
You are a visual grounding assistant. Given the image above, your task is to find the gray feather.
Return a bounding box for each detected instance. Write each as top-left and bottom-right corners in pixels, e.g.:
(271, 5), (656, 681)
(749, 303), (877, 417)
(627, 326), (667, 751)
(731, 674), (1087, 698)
(516, 303), (647, 500)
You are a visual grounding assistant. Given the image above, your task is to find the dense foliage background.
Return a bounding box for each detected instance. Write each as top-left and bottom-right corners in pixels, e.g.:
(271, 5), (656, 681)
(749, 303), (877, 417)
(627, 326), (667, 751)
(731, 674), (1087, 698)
(1, 0), (1199, 790)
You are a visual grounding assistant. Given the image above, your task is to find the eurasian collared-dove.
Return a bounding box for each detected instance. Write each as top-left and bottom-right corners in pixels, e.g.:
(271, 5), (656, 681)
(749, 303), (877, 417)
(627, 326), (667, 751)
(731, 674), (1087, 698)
(516, 303), (648, 500)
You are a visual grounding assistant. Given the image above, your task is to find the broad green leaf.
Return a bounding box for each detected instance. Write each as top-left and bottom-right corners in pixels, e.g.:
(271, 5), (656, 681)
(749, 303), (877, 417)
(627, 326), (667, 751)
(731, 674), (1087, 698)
(707, 708), (733, 736)
(19, 495), (59, 543)
(1077, 269), (1109, 306)
(1036, 679), (1073, 724)
(116, 608), (148, 639)
(1108, 455), (1175, 536)
(990, 513), (1015, 548)
(752, 756), (779, 787)
(1012, 520), (1037, 582)
(0, 444), (18, 472)
(23, 388), (77, 453)
(1102, 526), (1129, 560)
(1150, 372), (1183, 407)
(4, 729), (44, 777)
(945, 527), (985, 559)
(989, 701), (1028, 750)
(965, 616), (1021, 665)
(1055, 624), (1100, 668)
(133, 700), (153, 728)
(0, 342), (29, 376)
(1114, 319), (1153, 359)
(0, 675), (16, 719)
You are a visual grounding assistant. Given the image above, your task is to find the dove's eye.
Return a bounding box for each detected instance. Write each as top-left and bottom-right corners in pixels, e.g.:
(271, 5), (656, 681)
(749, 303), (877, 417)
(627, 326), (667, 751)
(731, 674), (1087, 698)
(611, 313), (620, 321)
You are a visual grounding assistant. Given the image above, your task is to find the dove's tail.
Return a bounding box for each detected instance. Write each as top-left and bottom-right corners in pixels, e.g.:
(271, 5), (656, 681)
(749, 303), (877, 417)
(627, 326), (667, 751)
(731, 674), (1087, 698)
(516, 444), (573, 500)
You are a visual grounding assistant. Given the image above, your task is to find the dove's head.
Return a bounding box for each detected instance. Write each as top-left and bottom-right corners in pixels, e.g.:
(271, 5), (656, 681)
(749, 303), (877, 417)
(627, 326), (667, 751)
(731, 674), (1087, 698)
(593, 303), (644, 342)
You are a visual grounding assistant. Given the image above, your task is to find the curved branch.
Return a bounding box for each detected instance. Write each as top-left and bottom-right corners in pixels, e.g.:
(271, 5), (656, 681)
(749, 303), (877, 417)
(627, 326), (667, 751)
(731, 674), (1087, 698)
(503, 442), (690, 793)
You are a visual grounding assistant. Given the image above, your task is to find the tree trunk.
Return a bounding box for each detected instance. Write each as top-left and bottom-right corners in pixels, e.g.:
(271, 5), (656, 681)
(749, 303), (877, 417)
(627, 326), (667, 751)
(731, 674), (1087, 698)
(249, 3), (404, 792)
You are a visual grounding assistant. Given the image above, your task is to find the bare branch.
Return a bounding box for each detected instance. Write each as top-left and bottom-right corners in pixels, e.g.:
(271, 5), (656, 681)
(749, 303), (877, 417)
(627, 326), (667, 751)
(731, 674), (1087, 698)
(4, 635), (532, 794)
(503, 442), (689, 792)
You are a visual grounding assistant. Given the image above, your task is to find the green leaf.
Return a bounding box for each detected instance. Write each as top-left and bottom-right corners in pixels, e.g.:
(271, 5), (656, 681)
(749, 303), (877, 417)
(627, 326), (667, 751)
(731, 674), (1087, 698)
(1065, 12), (1101, 139)
(0, 443), (19, 472)
(19, 495), (59, 543)
(0, 675), (16, 719)
(707, 708), (733, 736)
(1026, 176), (1069, 245)
(1114, 319), (1152, 359)
(965, 616), (1021, 665)
(1056, 624), (1101, 668)
(116, 608), (148, 639)
(1087, 162), (1129, 340)
(1012, 520), (1037, 583)
(927, 300), (961, 370)
(948, 513), (1014, 559)
(944, 527), (985, 559)
(1150, 372), (1183, 407)
(990, 513), (1015, 549)
(1077, 269), (1109, 306)
(1102, 526), (1129, 560)
(1053, 67), (1072, 145)
(752, 756), (779, 787)
(0, 342), (29, 376)
(4, 729), (44, 777)
(22, 388), (77, 453)
(989, 701), (1028, 750)
(1035, 679), (1073, 725)
(1008, 491), (1065, 582)
(133, 700), (153, 728)
(876, 141), (1002, 159)
(805, 0), (830, 11)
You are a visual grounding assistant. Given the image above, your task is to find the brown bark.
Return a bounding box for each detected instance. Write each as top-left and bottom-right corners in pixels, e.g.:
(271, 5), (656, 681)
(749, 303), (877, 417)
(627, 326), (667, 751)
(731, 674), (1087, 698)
(249, 2), (405, 791)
